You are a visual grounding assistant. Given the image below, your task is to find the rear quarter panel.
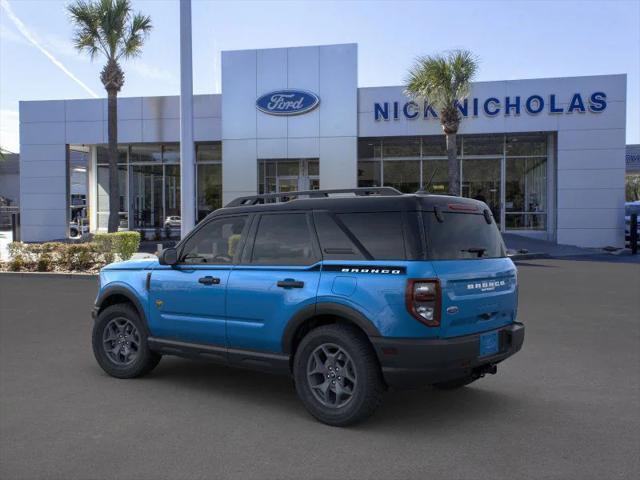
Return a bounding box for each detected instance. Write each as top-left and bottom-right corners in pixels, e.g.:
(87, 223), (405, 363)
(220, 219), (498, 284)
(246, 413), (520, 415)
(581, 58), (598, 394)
(317, 260), (441, 338)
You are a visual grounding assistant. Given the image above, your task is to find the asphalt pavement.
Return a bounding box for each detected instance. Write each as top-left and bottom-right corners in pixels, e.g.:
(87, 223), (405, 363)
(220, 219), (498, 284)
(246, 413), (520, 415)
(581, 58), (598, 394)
(0, 257), (639, 480)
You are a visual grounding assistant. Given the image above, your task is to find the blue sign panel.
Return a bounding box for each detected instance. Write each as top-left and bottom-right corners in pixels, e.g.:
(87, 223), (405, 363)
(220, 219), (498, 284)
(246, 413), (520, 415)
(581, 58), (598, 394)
(256, 90), (320, 116)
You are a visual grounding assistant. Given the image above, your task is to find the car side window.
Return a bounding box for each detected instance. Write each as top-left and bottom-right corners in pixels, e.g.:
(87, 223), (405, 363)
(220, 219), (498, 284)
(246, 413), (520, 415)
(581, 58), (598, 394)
(250, 213), (317, 265)
(313, 211), (366, 260)
(180, 216), (248, 264)
(336, 212), (406, 260)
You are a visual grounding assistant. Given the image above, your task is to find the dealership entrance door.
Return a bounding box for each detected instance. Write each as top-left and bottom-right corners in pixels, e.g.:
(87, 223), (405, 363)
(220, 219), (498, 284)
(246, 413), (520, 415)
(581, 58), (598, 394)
(258, 159), (319, 194)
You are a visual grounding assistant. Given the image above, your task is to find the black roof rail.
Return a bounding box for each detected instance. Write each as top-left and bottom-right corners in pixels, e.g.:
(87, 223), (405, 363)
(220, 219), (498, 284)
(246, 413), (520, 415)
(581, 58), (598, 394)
(225, 187), (403, 207)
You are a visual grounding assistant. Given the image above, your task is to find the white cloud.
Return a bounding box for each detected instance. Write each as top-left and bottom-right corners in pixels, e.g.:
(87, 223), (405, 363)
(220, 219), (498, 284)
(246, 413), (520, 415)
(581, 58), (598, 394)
(0, 110), (19, 153)
(0, 0), (99, 98)
(129, 61), (178, 85)
(0, 21), (29, 46)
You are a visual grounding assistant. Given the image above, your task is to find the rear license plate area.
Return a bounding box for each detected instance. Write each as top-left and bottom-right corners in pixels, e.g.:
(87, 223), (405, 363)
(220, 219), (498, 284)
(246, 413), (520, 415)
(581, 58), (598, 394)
(479, 331), (499, 357)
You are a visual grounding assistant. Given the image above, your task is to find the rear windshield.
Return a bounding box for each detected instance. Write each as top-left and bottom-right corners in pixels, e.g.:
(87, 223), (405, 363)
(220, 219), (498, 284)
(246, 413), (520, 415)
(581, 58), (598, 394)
(423, 212), (506, 260)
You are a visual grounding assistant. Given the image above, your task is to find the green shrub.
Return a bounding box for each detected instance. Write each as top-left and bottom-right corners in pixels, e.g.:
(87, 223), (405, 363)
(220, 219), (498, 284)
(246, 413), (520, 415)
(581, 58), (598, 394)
(1, 236), (134, 273)
(113, 231), (140, 261)
(93, 233), (113, 252)
(8, 242), (26, 259)
(36, 253), (53, 272)
(60, 243), (98, 271)
(8, 255), (25, 272)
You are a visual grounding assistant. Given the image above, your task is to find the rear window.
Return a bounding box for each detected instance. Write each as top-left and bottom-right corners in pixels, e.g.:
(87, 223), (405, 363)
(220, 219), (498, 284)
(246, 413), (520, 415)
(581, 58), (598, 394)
(423, 212), (506, 260)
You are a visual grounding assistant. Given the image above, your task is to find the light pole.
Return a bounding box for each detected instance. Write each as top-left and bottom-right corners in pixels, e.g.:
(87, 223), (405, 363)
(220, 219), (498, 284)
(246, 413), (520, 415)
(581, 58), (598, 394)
(179, 0), (195, 238)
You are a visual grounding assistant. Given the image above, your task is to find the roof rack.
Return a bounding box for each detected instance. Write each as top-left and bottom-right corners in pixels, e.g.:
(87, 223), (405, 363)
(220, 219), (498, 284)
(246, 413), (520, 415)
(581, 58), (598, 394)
(225, 187), (403, 207)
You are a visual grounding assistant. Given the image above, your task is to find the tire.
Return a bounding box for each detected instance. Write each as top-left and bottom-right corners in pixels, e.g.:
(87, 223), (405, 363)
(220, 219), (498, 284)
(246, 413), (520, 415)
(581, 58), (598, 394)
(432, 375), (477, 390)
(293, 324), (384, 427)
(92, 303), (161, 379)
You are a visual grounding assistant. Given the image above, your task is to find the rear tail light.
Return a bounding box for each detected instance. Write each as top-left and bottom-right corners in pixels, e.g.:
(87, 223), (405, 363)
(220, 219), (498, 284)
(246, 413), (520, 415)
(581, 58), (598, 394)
(406, 279), (441, 327)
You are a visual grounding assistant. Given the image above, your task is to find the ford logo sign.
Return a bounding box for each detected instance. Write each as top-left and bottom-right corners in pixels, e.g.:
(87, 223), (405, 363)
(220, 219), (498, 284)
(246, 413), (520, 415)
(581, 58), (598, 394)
(256, 90), (320, 116)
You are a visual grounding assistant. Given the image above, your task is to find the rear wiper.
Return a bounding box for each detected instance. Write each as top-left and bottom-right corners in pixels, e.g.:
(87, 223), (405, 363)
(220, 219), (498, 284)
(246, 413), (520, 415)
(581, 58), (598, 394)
(460, 247), (487, 258)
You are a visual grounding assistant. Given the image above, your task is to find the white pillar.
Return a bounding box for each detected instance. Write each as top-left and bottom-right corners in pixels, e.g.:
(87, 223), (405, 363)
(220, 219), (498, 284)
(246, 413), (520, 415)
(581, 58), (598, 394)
(179, 0), (195, 238)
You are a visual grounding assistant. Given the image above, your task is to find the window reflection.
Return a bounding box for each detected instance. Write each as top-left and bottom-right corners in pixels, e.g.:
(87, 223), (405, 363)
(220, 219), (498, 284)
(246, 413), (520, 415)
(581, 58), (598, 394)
(357, 133), (548, 231)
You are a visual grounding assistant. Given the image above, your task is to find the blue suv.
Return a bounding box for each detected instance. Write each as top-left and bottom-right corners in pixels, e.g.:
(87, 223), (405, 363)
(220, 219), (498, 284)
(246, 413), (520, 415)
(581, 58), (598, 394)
(92, 188), (524, 426)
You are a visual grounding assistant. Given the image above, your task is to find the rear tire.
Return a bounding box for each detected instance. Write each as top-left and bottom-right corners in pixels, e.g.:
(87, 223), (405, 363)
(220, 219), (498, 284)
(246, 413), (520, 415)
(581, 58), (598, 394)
(92, 303), (161, 379)
(432, 375), (477, 390)
(293, 324), (384, 427)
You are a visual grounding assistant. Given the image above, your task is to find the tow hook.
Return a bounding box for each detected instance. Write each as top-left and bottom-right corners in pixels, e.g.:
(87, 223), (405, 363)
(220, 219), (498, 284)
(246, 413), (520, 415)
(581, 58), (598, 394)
(473, 364), (497, 379)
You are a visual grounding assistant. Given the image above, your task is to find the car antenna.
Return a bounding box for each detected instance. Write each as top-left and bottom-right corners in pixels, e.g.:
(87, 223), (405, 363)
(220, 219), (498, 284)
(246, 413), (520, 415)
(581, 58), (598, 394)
(418, 167), (438, 194)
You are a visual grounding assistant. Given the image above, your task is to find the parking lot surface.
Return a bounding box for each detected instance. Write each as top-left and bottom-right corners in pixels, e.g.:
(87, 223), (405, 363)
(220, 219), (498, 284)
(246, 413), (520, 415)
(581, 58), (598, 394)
(1, 258), (639, 480)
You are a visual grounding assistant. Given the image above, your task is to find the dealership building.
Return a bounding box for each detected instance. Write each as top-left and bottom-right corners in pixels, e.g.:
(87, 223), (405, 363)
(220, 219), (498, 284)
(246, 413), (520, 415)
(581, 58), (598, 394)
(18, 43), (627, 247)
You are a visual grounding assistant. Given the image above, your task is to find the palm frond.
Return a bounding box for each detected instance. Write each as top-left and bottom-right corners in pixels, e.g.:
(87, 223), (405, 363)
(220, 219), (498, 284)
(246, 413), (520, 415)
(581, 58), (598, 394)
(405, 49), (478, 112)
(118, 13), (152, 60)
(67, 0), (107, 59)
(67, 0), (152, 69)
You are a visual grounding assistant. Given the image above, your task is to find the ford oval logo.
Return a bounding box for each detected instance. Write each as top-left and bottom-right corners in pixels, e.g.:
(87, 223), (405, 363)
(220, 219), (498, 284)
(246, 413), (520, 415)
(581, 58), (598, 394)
(256, 90), (320, 116)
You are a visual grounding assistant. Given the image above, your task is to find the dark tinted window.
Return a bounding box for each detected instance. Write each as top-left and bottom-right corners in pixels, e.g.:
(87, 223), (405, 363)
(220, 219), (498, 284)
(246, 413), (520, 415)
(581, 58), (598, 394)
(251, 214), (317, 265)
(337, 212), (405, 260)
(424, 212), (505, 260)
(313, 212), (365, 260)
(180, 216), (247, 264)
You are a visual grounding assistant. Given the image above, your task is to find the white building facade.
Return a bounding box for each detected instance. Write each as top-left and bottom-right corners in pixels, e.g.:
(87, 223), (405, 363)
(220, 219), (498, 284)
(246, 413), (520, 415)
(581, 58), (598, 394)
(19, 43), (627, 247)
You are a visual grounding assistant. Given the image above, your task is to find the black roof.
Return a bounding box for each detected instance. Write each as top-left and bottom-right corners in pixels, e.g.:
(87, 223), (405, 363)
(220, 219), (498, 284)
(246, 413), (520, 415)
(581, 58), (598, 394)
(212, 190), (488, 217)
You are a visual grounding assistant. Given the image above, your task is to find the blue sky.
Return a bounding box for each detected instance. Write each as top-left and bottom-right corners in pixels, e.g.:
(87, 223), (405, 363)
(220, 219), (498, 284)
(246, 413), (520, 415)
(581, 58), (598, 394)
(1, 0), (638, 152)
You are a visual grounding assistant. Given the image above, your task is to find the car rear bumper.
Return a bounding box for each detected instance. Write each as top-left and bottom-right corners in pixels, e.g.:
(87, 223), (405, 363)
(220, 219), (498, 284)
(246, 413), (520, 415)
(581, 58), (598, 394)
(371, 323), (525, 389)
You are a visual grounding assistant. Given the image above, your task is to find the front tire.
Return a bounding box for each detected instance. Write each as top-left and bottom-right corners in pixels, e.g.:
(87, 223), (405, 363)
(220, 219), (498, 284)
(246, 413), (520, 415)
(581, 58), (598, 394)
(293, 324), (384, 427)
(92, 303), (161, 379)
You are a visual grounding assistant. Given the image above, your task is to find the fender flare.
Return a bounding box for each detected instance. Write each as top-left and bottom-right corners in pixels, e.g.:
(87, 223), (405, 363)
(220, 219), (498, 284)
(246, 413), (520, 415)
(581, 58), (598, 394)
(95, 284), (150, 335)
(281, 302), (381, 354)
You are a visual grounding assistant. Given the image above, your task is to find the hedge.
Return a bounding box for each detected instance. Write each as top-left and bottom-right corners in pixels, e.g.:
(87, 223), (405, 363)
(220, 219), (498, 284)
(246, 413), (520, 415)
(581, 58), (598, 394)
(2, 231), (142, 273)
(94, 231), (140, 261)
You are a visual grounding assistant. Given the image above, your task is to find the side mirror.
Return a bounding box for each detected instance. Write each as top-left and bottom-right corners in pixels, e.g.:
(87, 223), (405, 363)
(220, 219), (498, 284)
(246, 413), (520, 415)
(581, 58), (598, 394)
(158, 247), (178, 266)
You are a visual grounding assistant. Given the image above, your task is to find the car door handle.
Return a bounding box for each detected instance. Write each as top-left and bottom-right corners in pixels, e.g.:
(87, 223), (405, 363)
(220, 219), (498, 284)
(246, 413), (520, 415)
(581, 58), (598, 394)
(277, 279), (304, 289)
(198, 276), (220, 285)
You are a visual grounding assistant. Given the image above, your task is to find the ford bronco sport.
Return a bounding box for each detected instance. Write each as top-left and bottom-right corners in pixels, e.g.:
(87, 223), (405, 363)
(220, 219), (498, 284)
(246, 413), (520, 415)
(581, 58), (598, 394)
(92, 187), (524, 426)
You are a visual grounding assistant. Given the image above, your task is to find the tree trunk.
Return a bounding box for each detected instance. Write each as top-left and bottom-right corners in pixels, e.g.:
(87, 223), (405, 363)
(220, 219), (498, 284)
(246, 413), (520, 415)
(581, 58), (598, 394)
(107, 90), (120, 233)
(446, 132), (460, 196)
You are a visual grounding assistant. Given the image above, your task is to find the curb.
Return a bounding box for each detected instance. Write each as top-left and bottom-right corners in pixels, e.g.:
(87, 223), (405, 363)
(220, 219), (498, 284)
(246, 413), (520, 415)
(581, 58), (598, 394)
(0, 271), (98, 279)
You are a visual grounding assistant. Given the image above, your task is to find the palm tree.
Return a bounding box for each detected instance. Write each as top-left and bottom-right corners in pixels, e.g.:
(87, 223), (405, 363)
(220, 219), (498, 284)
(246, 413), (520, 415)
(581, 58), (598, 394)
(405, 50), (478, 196)
(68, 0), (152, 232)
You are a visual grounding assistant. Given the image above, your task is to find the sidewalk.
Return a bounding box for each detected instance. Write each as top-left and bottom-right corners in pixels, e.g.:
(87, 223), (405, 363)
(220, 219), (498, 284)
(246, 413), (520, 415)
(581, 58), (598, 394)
(502, 233), (640, 263)
(503, 233), (602, 259)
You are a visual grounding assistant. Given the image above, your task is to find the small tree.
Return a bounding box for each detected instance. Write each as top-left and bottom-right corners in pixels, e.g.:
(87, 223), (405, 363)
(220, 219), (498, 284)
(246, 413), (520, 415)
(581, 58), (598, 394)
(405, 50), (478, 196)
(68, 0), (152, 232)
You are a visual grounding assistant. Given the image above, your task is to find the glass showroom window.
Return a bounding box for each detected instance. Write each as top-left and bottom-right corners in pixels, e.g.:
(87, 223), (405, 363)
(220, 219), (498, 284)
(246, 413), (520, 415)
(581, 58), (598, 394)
(357, 137), (447, 193)
(357, 133), (549, 232)
(126, 144), (183, 233)
(504, 134), (547, 230)
(461, 157), (502, 227)
(196, 143), (222, 222)
(357, 139), (381, 188)
(382, 137), (421, 193)
(96, 146), (128, 230)
(420, 136), (448, 194)
(257, 158), (319, 196)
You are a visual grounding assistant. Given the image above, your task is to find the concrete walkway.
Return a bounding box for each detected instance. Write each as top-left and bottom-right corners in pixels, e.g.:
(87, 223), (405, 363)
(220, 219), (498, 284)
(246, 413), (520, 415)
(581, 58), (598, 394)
(504, 233), (601, 258)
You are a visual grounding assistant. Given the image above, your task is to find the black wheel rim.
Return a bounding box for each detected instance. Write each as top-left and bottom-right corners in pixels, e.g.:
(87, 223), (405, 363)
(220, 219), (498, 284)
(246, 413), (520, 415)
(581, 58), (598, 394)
(306, 343), (357, 409)
(102, 317), (141, 366)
